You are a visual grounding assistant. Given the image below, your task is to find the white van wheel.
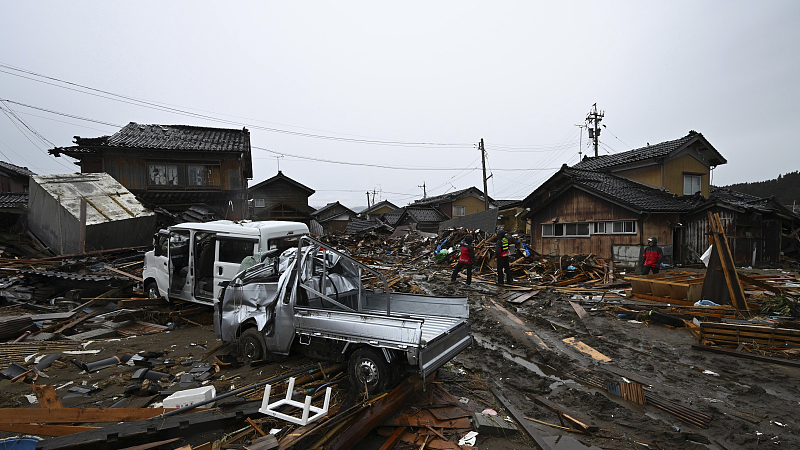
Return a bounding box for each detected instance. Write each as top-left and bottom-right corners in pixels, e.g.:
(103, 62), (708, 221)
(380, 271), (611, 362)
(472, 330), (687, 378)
(145, 281), (160, 299)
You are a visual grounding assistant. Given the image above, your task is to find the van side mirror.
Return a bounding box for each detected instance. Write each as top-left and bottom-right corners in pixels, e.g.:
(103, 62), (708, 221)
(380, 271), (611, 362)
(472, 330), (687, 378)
(153, 235), (161, 256)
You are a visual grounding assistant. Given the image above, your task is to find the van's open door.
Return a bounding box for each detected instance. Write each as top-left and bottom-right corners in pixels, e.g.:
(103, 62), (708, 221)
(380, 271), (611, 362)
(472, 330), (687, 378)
(214, 235), (258, 301)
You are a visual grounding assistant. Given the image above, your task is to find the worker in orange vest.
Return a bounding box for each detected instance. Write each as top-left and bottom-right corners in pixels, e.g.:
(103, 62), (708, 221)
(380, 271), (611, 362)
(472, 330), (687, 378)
(451, 234), (475, 285)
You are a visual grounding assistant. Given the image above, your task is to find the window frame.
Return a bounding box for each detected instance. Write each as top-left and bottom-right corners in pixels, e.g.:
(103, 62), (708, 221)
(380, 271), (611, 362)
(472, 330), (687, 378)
(543, 220), (637, 237)
(146, 161), (223, 189)
(683, 173), (702, 196)
(452, 205), (466, 217)
(254, 198), (266, 208)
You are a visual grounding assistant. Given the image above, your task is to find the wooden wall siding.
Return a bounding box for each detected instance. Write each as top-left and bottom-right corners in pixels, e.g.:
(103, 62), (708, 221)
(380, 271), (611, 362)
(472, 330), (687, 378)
(0, 175), (27, 193)
(682, 210), (734, 262)
(103, 155), (146, 189)
(530, 188), (641, 257)
(251, 178), (311, 215)
(663, 154), (710, 197)
(640, 214), (679, 246)
(369, 205), (394, 216)
(453, 196), (487, 216)
(615, 154), (710, 197)
(615, 165), (662, 191)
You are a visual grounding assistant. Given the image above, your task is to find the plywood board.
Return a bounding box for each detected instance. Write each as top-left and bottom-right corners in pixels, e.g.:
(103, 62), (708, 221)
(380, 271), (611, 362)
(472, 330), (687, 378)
(562, 337), (612, 362)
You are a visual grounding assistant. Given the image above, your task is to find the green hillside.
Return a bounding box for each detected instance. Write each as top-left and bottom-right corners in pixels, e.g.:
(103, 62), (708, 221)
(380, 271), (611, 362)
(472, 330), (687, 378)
(723, 171), (800, 207)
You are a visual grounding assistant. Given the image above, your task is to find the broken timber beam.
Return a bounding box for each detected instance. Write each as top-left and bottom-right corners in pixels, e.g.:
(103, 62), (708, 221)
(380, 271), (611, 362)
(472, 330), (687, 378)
(489, 384), (552, 450)
(0, 424), (99, 437)
(0, 407), (184, 424)
(324, 373), (434, 450)
(37, 402), (263, 450)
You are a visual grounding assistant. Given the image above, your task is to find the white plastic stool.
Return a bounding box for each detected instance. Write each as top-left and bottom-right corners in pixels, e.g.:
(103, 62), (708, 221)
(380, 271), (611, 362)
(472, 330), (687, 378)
(258, 377), (332, 426)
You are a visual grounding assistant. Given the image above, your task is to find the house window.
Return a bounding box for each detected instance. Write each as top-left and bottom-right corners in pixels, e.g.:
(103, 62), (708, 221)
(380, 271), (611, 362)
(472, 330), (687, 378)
(542, 222), (590, 237)
(593, 221), (636, 234)
(452, 205), (466, 217)
(254, 198), (266, 208)
(188, 165), (220, 186)
(683, 174), (702, 195)
(148, 164), (179, 186)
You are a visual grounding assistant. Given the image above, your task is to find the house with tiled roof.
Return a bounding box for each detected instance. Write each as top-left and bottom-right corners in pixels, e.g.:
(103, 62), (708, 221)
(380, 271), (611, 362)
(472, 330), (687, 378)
(311, 201), (358, 234)
(49, 123), (252, 220)
(520, 131), (729, 265)
(0, 161), (35, 219)
(380, 206), (450, 234)
(359, 200), (398, 219)
(573, 130), (726, 198)
(411, 186), (497, 219)
(248, 171), (315, 224)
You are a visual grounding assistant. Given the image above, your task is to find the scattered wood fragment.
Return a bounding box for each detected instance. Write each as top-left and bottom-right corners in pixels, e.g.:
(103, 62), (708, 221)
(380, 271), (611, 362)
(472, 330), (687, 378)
(562, 337), (612, 362)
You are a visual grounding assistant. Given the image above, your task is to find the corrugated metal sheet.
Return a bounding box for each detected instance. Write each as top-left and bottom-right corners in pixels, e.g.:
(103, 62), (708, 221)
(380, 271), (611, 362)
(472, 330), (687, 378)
(30, 173), (154, 225)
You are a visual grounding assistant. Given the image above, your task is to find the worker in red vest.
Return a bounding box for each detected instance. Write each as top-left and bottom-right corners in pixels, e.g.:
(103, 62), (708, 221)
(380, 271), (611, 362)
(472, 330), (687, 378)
(496, 230), (512, 285)
(451, 234), (475, 285)
(641, 237), (664, 275)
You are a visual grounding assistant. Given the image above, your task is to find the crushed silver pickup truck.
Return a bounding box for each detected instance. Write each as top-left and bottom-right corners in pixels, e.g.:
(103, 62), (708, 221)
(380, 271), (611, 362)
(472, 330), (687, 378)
(214, 235), (472, 394)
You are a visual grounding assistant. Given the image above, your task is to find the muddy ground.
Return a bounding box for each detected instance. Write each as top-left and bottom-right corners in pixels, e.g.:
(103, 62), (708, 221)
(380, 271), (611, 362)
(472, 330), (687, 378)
(1, 268), (799, 450)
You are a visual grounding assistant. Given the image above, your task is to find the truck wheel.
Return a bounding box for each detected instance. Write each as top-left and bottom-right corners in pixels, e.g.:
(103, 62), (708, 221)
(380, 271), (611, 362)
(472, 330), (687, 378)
(145, 281), (160, 299)
(239, 328), (267, 360)
(348, 347), (391, 395)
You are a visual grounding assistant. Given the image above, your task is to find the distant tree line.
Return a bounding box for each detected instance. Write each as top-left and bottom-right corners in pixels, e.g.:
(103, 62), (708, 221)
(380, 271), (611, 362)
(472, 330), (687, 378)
(723, 171), (800, 207)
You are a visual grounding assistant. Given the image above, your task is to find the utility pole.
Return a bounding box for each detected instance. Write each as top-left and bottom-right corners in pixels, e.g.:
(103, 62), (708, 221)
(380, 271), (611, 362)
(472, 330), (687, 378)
(365, 191), (371, 220)
(418, 182), (427, 198)
(480, 138), (489, 211)
(585, 104), (604, 157)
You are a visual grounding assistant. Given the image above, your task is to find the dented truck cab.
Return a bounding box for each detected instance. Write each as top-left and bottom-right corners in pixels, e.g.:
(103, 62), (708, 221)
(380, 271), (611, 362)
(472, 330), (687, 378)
(214, 236), (472, 394)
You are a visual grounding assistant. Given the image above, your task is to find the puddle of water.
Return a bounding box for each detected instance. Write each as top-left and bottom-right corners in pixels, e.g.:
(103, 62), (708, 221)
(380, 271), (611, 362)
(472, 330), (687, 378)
(473, 333), (567, 380)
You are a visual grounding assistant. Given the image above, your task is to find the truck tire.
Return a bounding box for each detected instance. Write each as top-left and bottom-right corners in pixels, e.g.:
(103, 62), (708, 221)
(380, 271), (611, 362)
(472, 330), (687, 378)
(348, 347), (392, 395)
(145, 280), (160, 299)
(239, 328), (268, 360)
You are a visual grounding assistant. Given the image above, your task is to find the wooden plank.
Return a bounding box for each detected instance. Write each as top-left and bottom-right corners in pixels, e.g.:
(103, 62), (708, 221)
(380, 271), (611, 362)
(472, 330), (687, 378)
(325, 374), (433, 450)
(0, 407), (183, 424)
(383, 410), (471, 428)
(117, 298), (168, 308)
(568, 301), (601, 336)
(0, 423), (100, 436)
(377, 426), (407, 450)
(691, 344), (800, 368)
(244, 435), (278, 450)
(507, 290), (540, 305)
(32, 384), (63, 408)
(103, 265), (144, 282)
(489, 384), (552, 450)
(708, 212), (748, 311)
(562, 337), (612, 362)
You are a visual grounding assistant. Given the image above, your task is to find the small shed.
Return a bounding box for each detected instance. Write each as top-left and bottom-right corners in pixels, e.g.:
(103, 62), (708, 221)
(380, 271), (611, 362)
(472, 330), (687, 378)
(28, 173), (156, 255)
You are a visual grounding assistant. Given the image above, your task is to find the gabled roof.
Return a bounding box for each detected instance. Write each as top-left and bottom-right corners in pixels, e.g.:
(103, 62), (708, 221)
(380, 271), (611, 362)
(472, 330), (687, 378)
(248, 171), (315, 195)
(0, 161), (35, 178)
(495, 199), (522, 209)
(381, 208), (405, 226)
(311, 201), (357, 222)
(360, 200), (398, 215)
(573, 131), (726, 171)
(380, 206), (449, 226)
(705, 186), (800, 219)
(412, 186), (496, 207)
(49, 122), (253, 177)
(522, 166), (703, 218)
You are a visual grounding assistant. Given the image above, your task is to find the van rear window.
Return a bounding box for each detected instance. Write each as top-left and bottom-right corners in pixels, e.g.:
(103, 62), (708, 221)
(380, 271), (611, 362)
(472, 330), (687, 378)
(218, 239), (256, 264)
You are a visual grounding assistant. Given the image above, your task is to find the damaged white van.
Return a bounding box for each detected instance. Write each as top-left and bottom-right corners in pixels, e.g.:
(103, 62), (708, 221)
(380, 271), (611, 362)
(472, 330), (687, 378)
(142, 220), (308, 305)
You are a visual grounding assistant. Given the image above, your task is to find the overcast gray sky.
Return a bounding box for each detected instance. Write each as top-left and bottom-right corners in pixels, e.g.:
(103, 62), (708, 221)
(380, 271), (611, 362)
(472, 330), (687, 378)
(1, 1), (798, 209)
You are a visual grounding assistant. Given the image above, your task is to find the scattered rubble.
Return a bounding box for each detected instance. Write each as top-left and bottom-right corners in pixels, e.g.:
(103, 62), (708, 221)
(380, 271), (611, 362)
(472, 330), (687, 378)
(0, 212), (797, 450)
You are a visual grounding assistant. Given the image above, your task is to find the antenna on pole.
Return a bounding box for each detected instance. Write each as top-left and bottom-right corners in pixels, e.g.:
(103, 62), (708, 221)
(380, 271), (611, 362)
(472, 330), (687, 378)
(418, 182), (427, 198)
(585, 104), (604, 157)
(275, 155), (285, 172)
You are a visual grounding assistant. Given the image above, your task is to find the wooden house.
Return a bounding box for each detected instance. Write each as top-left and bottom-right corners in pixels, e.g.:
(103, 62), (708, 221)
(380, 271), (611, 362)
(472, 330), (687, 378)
(359, 200), (398, 219)
(248, 171), (315, 224)
(411, 187), (496, 219)
(311, 202), (358, 235)
(380, 206), (449, 234)
(521, 132), (727, 267)
(0, 161), (35, 223)
(679, 187), (800, 265)
(49, 123), (252, 220)
(572, 131), (726, 198)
